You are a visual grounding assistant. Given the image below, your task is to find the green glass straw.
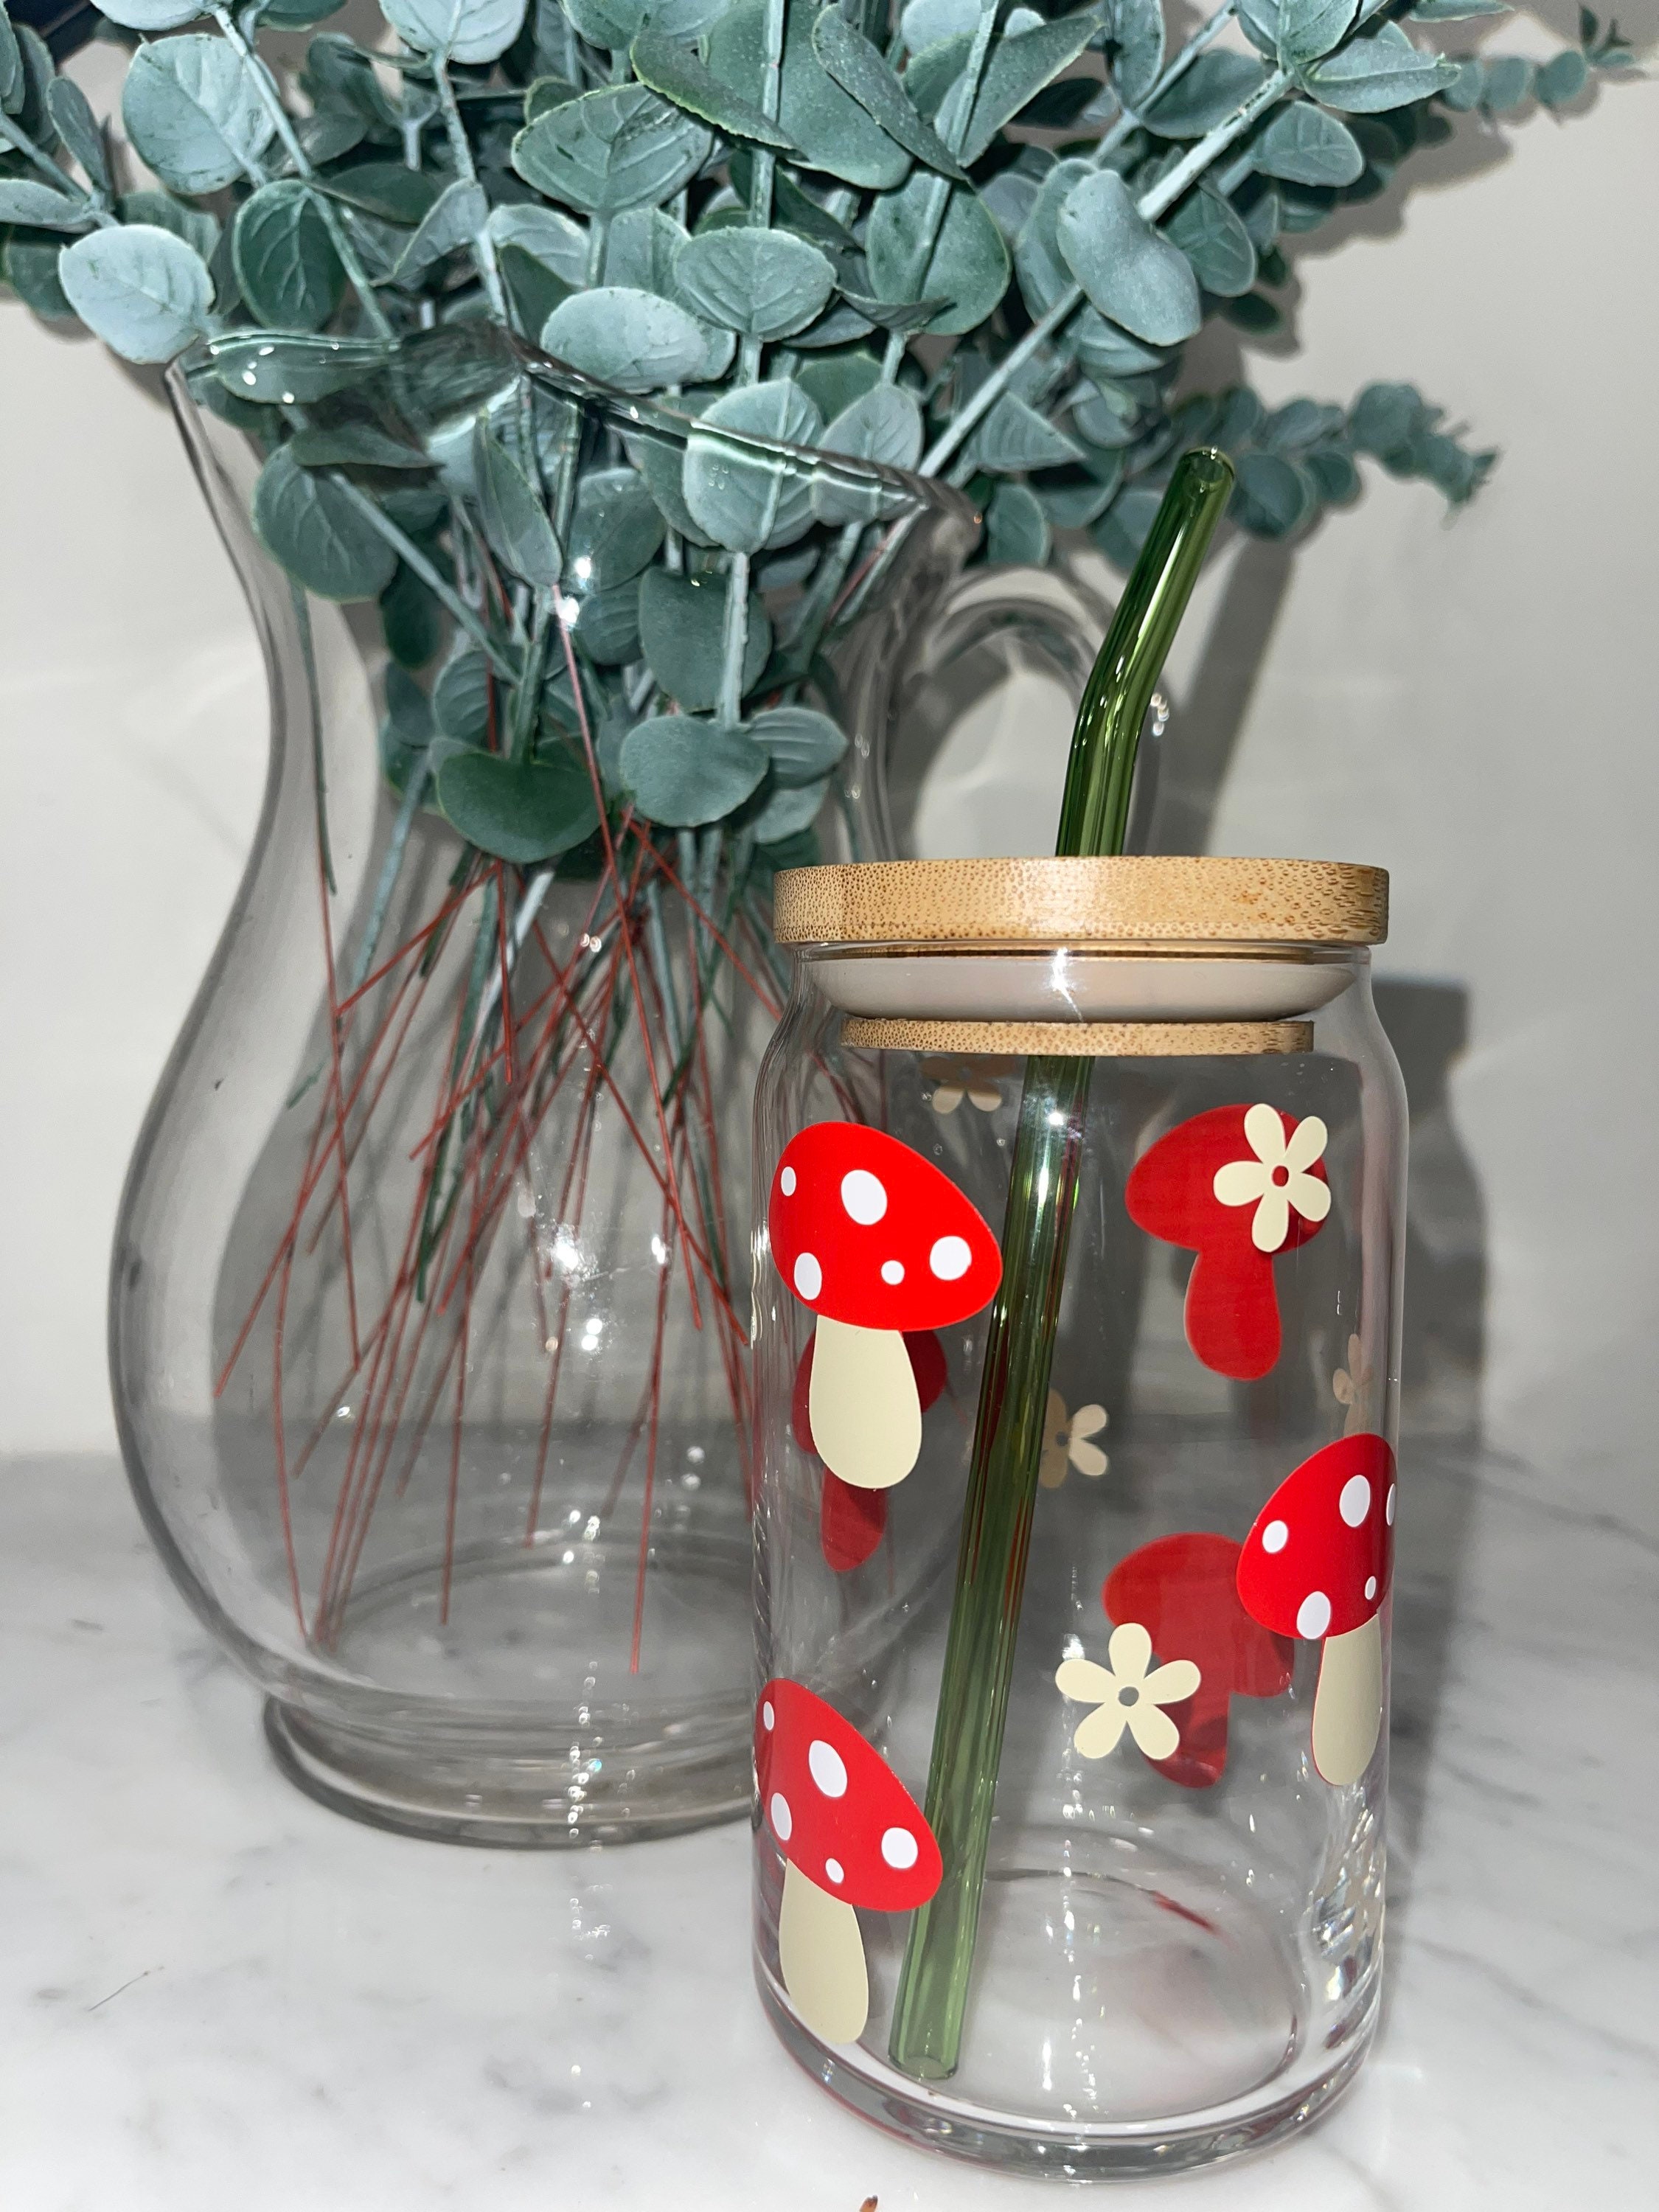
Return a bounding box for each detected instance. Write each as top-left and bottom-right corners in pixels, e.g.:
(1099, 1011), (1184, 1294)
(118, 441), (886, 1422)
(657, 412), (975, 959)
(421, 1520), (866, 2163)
(888, 448), (1237, 2081)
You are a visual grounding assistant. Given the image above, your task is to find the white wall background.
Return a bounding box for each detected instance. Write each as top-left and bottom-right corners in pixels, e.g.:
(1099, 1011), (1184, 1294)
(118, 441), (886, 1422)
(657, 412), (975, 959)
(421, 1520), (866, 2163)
(1, 29), (1655, 1499)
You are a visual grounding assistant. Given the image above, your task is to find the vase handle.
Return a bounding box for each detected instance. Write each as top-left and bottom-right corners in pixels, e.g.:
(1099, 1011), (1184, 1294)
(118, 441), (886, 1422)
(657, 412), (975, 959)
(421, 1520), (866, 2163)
(878, 560), (1166, 860)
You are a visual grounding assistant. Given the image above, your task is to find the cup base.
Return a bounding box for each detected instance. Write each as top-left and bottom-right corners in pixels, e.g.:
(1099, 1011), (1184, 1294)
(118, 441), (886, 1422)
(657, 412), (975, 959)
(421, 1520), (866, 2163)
(264, 1697), (751, 1848)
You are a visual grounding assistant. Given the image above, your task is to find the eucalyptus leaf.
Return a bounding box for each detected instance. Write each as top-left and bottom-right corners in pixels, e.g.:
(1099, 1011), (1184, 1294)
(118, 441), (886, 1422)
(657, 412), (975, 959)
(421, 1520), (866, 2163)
(1144, 50), (1270, 138)
(567, 577), (642, 664)
(45, 75), (111, 197)
(541, 286), (712, 392)
(567, 467), (664, 589)
(1536, 48), (1589, 106)
(819, 381), (924, 471)
(985, 480), (1050, 566)
(4, 234), (74, 319)
(748, 703), (846, 787)
(96, 0), (202, 26)
(1303, 444), (1360, 504)
(512, 83), (712, 214)
(706, 0), (909, 190)
(1107, 0), (1165, 110)
(290, 421), (431, 467)
(1478, 55), (1532, 111)
(602, 204), (686, 295)
(621, 713), (768, 825)
(1250, 102), (1364, 184)
(1056, 170), (1202, 345)
(473, 423), (562, 587)
(866, 175), (1010, 336)
(487, 200), (588, 282)
(682, 378), (824, 551)
(57, 224), (214, 363)
(959, 10), (1103, 166)
(630, 28), (798, 150)
(435, 644), (497, 743)
(794, 347), (883, 420)
(749, 776), (829, 843)
(319, 161), (443, 224)
(967, 392), (1085, 473)
(1165, 186), (1257, 298)
(437, 747), (599, 862)
(253, 446), (399, 599)
(1071, 308), (1167, 378)
(1406, 0), (1507, 15)
(234, 180), (345, 330)
(1015, 154), (1091, 319)
(379, 0), (528, 66)
(122, 35), (276, 197)
(1301, 23), (1457, 112)
(1275, 0), (1359, 68)
(639, 568), (771, 709)
(119, 189), (220, 262)
(393, 178), (489, 285)
(0, 5), (19, 113)
(1231, 448), (1315, 536)
(0, 181), (93, 232)
(380, 561), (445, 667)
(673, 226), (835, 341)
(809, 8), (967, 182)
(899, 0), (978, 50)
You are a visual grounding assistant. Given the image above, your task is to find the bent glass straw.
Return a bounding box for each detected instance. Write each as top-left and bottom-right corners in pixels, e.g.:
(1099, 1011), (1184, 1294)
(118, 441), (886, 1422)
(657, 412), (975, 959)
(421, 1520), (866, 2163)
(888, 447), (1237, 2081)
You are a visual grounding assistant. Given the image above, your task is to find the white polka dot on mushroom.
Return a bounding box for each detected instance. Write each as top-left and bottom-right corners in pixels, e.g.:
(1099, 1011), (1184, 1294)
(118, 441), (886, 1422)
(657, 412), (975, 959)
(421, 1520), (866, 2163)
(807, 1739), (847, 1798)
(880, 1260), (904, 1285)
(779, 1166), (796, 1196)
(792, 1253), (821, 1301)
(881, 1826), (919, 1870)
(769, 1792), (793, 1843)
(840, 1169), (887, 1225)
(1262, 1519), (1289, 1554)
(824, 1857), (844, 1885)
(1297, 1590), (1332, 1639)
(929, 1235), (971, 1281)
(1340, 1474), (1372, 1527)
(762, 1700), (773, 1731)
(1365, 1576), (1377, 1601)
(1386, 1483), (1397, 1526)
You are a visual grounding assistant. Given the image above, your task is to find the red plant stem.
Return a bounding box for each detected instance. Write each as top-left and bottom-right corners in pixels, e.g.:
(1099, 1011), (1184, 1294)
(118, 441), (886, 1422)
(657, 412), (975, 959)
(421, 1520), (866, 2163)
(494, 862), (516, 1087)
(634, 828), (782, 1018)
(630, 1188), (675, 1674)
(313, 784), (361, 1370)
(554, 614), (703, 1327)
(336, 880), (473, 1016)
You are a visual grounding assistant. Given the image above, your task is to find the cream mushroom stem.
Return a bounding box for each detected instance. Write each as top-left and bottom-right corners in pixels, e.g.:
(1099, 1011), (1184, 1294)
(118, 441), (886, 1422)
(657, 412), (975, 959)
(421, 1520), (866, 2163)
(778, 1860), (869, 2045)
(1310, 1613), (1384, 1786)
(807, 1315), (923, 1492)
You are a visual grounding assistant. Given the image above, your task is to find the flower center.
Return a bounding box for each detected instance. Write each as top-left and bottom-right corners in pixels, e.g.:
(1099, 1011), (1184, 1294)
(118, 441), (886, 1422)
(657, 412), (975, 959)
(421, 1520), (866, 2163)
(1117, 1686), (1140, 1706)
(1270, 1165), (1290, 1187)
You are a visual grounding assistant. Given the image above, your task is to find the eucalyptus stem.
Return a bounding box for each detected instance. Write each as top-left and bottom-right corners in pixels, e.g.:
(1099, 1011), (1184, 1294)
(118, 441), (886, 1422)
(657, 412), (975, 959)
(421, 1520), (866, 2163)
(888, 448), (1236, 2084)
(431, 51), (509, 322)
(881, 0), (999, 378)
(717, 550), (752, 726)
(208, 5), (394, 340)
(1093, 0), (1239, 161)
(332, 476), (521, 681)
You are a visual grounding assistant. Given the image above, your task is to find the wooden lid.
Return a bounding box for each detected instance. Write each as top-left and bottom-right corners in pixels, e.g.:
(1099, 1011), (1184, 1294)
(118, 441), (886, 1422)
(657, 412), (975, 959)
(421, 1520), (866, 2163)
(841, 1017), (1312, 1057)
(773, 857), (1388, 947)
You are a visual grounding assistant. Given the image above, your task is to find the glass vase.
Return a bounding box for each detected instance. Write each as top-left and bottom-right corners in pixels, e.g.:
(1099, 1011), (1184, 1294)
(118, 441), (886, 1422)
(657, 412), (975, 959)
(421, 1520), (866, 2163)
(750, 854), (1405, 2171)
(108, 344), (1107, 1846)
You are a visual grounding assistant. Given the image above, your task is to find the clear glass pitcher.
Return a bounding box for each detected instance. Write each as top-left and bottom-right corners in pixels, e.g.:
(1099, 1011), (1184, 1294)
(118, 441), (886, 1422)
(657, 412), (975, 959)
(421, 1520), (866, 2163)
(108, 340), (1108, 1846)
(751, 855), (1405, 2173)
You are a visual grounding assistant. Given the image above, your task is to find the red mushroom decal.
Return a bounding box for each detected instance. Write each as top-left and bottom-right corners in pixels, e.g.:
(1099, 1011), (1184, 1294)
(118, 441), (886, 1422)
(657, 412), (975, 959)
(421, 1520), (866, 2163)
(768, 1123), (1001, 1492)
(1103, 1534), (1294, 1790)
(792, 1329), (949, 1571)
(1237, 1432), (1397, 1786)
(1124, 1104), (1331, 1380)
(755, 1678), (942, 2045)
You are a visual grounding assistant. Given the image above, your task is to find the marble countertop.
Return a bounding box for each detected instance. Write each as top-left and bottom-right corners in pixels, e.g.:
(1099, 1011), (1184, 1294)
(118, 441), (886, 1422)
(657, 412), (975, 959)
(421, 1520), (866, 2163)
(2, 1448), (1652, 2211)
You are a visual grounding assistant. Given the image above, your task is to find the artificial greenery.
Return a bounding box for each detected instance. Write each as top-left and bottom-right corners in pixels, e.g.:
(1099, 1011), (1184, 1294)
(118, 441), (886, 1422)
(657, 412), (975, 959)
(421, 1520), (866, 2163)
(0, 0), (1637, 863)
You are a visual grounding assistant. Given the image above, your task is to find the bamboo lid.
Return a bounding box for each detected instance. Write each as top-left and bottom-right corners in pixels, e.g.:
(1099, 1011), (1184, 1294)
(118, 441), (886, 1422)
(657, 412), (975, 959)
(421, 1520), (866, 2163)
(841, 1017), (1312, 1057)
(773, 857), (1388, 948)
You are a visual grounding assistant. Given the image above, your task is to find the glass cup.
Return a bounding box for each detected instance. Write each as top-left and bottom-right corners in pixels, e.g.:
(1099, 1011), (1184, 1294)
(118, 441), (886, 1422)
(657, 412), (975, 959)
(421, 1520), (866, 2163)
(749, 855), (1405, 2175)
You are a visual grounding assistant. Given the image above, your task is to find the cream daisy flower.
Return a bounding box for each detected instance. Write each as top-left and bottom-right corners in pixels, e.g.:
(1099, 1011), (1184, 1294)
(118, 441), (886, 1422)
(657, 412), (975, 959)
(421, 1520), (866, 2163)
(1038, 1391), (1110, 1488)
(1212, 1102), (1331, 1253)
(1055, 1623), (1202, 1761)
